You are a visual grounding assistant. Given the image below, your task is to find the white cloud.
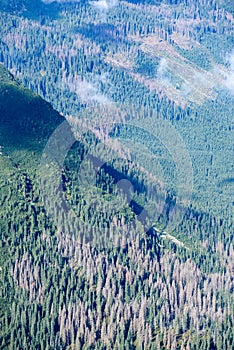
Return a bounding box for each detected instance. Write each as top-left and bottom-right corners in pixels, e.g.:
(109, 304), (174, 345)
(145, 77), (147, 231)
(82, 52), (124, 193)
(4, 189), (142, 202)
(42, 0), (81, 3)
(66, 74), (111, 105)
(224, 49), (234, 95)
(180, 82), (192, 97)
(225, 73), (234, 93)
(92, 0), (109, 10)
(42, 0), (118, 8)
(157, 58), (168, 80)
(91, 0), (118, 11)
(78, 79), (110, 104)
(227, 50), (234, 70)
(89, 0), (118, 22)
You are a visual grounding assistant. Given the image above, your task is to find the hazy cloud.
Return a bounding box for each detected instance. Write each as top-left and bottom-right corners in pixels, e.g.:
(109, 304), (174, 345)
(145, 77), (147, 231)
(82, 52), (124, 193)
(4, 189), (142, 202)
(157, 58), (173, 86)
(42, 0), (81, 3)
(90, 0), (118, 21)
(180, 82), (192, 97)
(157, 58), (168, 79)
(91, 0), (118, 11)
(66, 74), (111, 105)
(77, 79), (110, 104)
(224, 49), (234, 94)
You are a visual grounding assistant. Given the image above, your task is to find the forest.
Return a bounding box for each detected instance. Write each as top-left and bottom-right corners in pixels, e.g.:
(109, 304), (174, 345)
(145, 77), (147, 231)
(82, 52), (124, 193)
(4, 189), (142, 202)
(0, 0), (233, 349)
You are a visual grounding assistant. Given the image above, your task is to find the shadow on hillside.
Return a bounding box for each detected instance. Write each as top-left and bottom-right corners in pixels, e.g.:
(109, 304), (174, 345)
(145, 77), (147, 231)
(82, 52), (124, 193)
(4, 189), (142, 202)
(77, 23), (125, 45)
(0, 0), (60, 21)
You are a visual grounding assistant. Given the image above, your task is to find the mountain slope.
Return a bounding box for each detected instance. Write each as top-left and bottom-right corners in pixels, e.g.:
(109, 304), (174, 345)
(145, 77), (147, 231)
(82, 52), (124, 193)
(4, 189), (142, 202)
(0, 64), (65, 348)
(0, 63), (63, 161)
(0, 65), (233, 350)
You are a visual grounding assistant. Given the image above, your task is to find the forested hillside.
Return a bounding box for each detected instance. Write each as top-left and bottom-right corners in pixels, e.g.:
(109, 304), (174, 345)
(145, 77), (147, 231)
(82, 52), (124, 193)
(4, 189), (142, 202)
(0, 0), (233, 349)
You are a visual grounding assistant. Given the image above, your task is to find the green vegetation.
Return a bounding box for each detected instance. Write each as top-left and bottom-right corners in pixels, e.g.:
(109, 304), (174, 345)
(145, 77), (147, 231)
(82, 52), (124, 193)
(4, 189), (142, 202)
(0, 0), (233, 349)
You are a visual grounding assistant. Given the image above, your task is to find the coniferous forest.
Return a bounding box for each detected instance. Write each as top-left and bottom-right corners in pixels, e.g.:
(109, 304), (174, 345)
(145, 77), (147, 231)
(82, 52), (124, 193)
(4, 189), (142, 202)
(0, 0), (233, 349)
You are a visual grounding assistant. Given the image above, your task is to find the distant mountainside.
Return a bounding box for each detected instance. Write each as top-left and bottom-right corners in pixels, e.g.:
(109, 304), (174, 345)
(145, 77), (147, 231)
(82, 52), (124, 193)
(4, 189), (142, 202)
(0, 1), (233, 349)
(1, 0), (232, 220)
(0, 0), (59, 19)
(0, 66), (233, 350)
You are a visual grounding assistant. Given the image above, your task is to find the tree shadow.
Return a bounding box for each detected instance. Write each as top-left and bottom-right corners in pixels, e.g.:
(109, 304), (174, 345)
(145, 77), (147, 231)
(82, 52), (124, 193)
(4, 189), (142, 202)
(77, 23), (125, 46)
